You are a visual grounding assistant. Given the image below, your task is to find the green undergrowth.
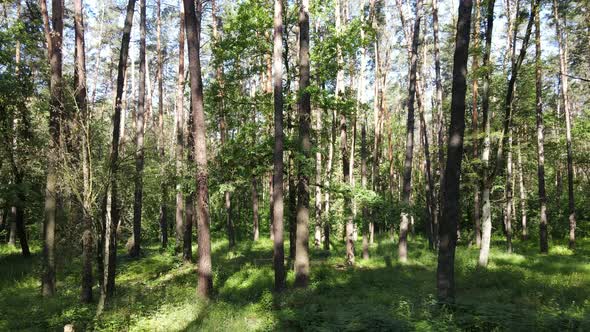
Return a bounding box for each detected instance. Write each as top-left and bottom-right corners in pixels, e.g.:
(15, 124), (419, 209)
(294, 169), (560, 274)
(1, 235), (589, 331)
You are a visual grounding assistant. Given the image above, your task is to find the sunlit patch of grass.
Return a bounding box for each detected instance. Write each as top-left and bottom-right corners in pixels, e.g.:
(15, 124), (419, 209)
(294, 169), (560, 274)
(2, 234), (590, 330)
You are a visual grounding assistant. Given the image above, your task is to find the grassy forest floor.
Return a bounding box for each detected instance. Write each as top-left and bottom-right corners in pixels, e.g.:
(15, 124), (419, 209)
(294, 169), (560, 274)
(1, 234), (589, 331)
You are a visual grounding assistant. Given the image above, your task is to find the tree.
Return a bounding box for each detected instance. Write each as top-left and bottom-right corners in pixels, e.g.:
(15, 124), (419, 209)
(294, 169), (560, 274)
(176, 1), (187, 258)
(130, 0), (146, 258)
(98, 0), (137, 312)
(399, 0), (423, 263)
(437, 0), (473, 304)
(295, 0), (311, 286)
(156, 0), (167, 249)
(535, 0), (548, 253)
(477, 0), (495, 267)
(552, 0), (576, 250)
(272, 0), (286, 292)
(471, 0), (482, 247)
(40, 0), (64, 298)
(479, 0), (537, 267)
(183, 0), (212, 298)
(74, 0), (93, 303)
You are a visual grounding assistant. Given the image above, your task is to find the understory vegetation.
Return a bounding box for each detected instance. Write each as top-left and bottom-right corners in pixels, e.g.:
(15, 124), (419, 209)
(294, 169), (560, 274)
(2, 236), (589, 331)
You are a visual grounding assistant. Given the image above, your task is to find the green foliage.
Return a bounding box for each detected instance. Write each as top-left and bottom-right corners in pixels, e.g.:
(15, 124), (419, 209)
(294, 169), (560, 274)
(2, 237), (590, 330)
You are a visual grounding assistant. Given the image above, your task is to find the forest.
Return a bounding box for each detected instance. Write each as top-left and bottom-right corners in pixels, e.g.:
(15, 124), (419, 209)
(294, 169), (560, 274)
(0, 0), (589, 330)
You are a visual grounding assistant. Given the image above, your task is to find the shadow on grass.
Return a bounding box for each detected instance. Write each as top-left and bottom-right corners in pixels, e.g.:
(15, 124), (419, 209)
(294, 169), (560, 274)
(2, 236), (590, 331)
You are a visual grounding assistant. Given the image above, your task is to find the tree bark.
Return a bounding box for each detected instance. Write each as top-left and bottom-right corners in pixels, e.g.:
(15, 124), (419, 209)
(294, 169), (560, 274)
(295, 0), (311, 287)
(433, 0), (445, 242)
(40, 0), (64, 298)
(552, 0), (576, 250)
(535, 3), (548, 253)
(272, 0), (286, 292)
(74, 0), (93, 303)
(184, 0), (212, 298)
(184, 97), (195, 262)
(156, 0), (168, 249)
(399, 0), (422, 263)
(98, 0), (136, 312)
(129, 0), (146, 258)
(361, 123), (369, 259)
(471, 0), (482, 248)
(479, 0), (537, 267)
(516, 135), (527, 240)
(437, 0), (473, 304)
(504, 128), (513, 253)
(176, 3), (187, 256)
(252, 177), (260, 241)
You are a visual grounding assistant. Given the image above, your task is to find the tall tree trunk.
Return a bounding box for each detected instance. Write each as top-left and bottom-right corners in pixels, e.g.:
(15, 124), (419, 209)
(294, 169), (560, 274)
(184, 0), (212, 298)
(272, 0), (286, 292)
(40, 0), (64, 298)
(399, 0), (422, 263)
(176, 3), (187, 256)
(504, 129), (513, 253)
(552, 0), (576, 249)
(477, 0), (495, 268)
(269, 174), (275, 241)
(288, 150), (296, 259)
(433, 0), (445, 240)
(10, 2), (30, 257)
(437, 0), (473, 304)
(314, 105), (322, 248)
(471, 0), (482, 248)
(324, 109), (335, 250)
(516, 135), (527, 240)
(361, 123), (369, 259)
(479, 0), (536, 267)
(156, 0), (168, 249)
(336, 0), (354, 265)
(295, 0), (311, 286)
(74, 0), (93, 303)
(252, 176), (260, 241)
(184, 98), (195, 262)
(130, 0), (146, 258)
(212, 0), (235, 249)
(535, 4), (548, 253)
(98, 0), (136, 313)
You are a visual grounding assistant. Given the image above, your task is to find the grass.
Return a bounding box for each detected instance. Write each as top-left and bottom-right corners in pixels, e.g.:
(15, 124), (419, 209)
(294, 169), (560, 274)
(0, 234), (589, 331)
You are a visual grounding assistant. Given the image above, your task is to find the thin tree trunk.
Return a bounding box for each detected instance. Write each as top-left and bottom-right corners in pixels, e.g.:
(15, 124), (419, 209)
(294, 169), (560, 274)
(399, 0), (422, 263)
(184, 98), (195, 262)
(472, 0), (482, 248)
(437, 0), (473, 304)
(295, 0), (311, 286)
(516, 135), (527, 240)
(272, 0), (285, 292)
(433, 0), (445, 240)
(535, 3), (548, 253)
(324, 109), (335, 250)
(74, 0), (93, 303)
(176, 3), (187, 256)
(156, 0), (167, 249)
(504, 128), (513, 253)
(552, 0), (576, 249)
(480, 0), (537, 267)
(40, 0), (64, 298)
(269, 174), (275, 241)
(97, 0), (136, 312)
(252, 176), (260, 241)
(361, 123), (369, 259)
(130, 0), (146, 258)
(288, 151), (296, 259)
(314, 105), (322, 248)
